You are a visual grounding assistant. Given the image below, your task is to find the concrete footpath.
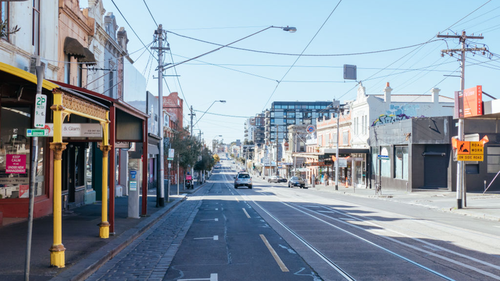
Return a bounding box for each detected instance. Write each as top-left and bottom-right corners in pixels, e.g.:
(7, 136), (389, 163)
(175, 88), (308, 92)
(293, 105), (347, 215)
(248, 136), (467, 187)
(0, 182), (204, 281)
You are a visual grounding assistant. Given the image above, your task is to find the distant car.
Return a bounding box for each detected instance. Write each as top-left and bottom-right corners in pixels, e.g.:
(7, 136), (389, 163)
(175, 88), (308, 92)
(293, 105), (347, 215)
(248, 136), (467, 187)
(234, 173), (252, 189)
(278, 177), (287, 183)
(268, 176), (279, 183)
(288, 176), (306, 188)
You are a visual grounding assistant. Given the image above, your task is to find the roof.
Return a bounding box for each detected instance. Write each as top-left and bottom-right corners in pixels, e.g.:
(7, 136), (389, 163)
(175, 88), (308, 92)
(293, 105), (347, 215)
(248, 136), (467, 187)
(0, 61), (58, 91)
(371, 94), (454, 103)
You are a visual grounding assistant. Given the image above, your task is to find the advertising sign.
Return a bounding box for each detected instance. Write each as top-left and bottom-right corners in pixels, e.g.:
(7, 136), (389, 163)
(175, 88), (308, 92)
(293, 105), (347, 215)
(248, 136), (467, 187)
(463, 85), (483, 118)
(6, 154), (27, 174)
(168, 149), (175, 161)
(19, 185), (29, 198)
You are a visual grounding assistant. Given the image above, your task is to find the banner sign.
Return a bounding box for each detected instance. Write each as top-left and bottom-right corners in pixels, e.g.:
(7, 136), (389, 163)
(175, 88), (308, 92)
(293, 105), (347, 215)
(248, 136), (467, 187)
(463, 85), (483, 118)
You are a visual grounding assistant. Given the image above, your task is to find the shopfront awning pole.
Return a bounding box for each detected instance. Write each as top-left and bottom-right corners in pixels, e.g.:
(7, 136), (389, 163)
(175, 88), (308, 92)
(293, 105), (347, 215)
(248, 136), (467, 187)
(109, 106), (116, 234)
(49, 90), (67, 268)
(99, 112), (111, 238)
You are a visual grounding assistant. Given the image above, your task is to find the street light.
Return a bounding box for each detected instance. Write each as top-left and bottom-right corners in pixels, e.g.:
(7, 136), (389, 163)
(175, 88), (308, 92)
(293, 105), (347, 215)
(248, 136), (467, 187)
(164, 25), (297, 70)
(193, 100), (226, 127)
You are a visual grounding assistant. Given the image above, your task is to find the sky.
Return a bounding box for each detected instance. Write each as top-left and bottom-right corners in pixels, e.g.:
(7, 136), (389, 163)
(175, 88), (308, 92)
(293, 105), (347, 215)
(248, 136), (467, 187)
(82, 0), (500, 145)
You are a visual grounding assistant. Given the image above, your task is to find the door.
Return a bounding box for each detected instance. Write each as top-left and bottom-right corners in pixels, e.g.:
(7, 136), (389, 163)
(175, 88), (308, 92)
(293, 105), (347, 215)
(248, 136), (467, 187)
(423, 145), (448, 188)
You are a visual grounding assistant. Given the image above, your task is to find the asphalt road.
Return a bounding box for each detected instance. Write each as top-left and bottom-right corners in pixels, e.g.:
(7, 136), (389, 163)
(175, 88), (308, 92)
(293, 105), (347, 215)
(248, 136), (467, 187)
(87, 160), (500, 280)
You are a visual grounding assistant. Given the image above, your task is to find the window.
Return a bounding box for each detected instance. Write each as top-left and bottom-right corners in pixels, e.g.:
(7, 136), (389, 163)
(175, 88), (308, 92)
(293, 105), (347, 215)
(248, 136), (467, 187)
(343, 131), (349, 145)
(109, 71), (114, 97)
(288, 105), (295, 109)
(1, 2), (9, 41)
(380, 146), (391, 177)
(274, 111), (283, 118)
(487, 146), (500, 173)
(64, 54), (71, 84)
(32, 0), (40, 55)
(296, 112), (303, 118)
(394, 146), (408, 180)
(77, 63), (83, 87)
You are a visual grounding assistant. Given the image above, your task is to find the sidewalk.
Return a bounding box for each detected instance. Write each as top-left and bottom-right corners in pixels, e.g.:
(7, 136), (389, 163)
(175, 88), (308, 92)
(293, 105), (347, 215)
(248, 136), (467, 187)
(0, 182), (205, 281)
(310, 183), (500, 222)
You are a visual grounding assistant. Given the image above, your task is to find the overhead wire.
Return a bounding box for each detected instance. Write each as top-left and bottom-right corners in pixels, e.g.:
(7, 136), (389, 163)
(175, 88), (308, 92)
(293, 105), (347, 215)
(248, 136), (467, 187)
(142, 0), (158, 28)
(261, 0), (344, 111)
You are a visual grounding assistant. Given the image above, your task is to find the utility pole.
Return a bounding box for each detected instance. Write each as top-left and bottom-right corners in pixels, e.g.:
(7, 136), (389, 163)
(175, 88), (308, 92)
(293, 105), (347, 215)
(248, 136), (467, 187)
(335, 104), (340, 191)
(189, 106), (195, 178)
(438, 31), (487, 209)
(275, 125), (279, 177)
(152, 24), (169, 207)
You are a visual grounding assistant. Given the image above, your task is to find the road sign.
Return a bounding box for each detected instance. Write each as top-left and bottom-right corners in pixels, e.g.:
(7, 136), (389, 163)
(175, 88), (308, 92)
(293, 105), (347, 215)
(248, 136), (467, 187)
(457, 155), (484, 161)
(306, 125), (315, 134)
(26, 129), (48, 137)
(470, 141), (484, 155)
(34, 94), (47, 128)
(377, 155), (389, 160)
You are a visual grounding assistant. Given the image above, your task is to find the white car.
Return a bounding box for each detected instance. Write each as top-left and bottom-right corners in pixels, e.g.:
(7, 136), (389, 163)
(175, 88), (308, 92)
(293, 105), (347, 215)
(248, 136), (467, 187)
(234, 173), (252, 189)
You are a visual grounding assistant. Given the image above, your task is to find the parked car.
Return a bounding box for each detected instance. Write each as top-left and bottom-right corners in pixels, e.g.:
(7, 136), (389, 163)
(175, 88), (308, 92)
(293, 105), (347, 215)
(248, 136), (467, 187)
(288, 176), (306, 188)
(234, 173), (252, 189)
(278, 177), (287, 183)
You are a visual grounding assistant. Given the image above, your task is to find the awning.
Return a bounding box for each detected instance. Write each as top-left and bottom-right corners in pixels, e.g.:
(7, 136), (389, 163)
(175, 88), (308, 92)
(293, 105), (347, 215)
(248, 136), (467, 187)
(148, 144), (159, 155)
(78, 48), (97, 65)
(64, 37), (86, 58)
(0, 61), (57, 90)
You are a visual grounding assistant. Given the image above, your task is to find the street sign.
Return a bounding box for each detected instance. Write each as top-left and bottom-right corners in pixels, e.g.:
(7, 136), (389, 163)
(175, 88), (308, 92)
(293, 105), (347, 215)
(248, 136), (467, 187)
(457, 155), (484, 161)
(306, 125), (315, 134)
(26, 129), (49, 137)
(34, 94), (47, 128)
(377, 155), (389, 160)
(168, 148), (175, 161)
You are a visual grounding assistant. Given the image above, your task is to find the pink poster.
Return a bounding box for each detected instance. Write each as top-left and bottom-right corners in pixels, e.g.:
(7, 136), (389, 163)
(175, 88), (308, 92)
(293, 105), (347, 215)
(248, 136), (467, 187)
(6, 154), (27, 174)
(19, 185), (29, 198)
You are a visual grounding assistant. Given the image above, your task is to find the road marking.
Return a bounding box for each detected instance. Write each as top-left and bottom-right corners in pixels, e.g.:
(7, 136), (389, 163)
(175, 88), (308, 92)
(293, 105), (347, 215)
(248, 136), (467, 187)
(194, 235), (219, 241)
(178, 273), (218, 281)
(260, 234), (289, 272)
(242, 208), (251, 218)
(200, 218), (219, 222)
(235, 197), (240, 202)
(215, 208), (218, 211)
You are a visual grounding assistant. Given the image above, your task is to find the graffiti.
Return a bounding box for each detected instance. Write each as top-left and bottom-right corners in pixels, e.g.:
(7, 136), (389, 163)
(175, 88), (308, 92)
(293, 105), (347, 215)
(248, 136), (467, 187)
(386, 104), (419, 116)
(372, 114), (411, 126)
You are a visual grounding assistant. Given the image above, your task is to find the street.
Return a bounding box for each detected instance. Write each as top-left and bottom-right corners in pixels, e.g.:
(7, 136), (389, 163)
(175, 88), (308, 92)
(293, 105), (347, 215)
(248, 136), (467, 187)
(88, 160), (500, 280)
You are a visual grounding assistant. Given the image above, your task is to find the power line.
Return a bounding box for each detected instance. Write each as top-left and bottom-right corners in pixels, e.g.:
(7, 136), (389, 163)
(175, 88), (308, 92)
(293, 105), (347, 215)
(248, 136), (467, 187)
(193, 110), (251, 118)
(142, 0), (158, 28)
(167, 29), (443, 57)
(261, 0), (344, 111)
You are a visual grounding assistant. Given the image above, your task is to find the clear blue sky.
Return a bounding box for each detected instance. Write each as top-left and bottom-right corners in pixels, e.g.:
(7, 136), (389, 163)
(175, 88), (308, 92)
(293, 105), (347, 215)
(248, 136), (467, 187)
(85, 0), (500, 144)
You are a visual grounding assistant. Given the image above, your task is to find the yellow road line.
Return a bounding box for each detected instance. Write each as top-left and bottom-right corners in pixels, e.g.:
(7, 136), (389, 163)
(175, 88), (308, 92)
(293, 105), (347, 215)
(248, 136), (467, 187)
(260, 234), (289, 272)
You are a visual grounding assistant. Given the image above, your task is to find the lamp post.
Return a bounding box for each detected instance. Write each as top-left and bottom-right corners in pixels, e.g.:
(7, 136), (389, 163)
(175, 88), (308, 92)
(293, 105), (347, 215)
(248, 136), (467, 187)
(193, 100), (226, 127)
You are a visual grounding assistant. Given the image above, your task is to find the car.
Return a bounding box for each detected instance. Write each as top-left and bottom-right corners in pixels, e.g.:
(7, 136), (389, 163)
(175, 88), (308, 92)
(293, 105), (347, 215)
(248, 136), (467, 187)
(288, 176), (306, 188)
(278, 177), (288, 183)
(268, 176), (279, 183)
(234, 173), (252, 189)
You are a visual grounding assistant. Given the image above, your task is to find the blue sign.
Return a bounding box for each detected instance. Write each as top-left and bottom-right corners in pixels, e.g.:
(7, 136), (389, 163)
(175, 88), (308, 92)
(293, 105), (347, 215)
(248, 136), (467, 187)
(130, 170), (137, 179)
(377, 155), (389, 160)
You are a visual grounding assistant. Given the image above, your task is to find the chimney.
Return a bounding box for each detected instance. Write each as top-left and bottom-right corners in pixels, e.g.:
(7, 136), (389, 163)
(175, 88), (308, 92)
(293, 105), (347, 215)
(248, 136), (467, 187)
(431, 88), (440, 104)
(384, 82), (392, 103)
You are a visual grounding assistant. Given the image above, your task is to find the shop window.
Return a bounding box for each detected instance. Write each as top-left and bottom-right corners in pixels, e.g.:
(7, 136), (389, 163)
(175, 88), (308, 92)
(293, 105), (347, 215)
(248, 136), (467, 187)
(64, 54), (71, 84)
(487, 146), (500, 173)
(380, 146), (391, 177)
(372, 147), (379, 175)
(394, 146), (408, 180)
(1, 2), (9, 41)
(0, 106), (46, 199)
(77, 63), (83, 87)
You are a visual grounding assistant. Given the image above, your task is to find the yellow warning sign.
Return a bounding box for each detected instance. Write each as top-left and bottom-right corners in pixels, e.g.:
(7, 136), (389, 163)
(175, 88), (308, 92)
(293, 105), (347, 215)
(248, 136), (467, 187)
(457, 140), (470, 155)
(457, 154), (484, 161)
(470, 141), (484, 155)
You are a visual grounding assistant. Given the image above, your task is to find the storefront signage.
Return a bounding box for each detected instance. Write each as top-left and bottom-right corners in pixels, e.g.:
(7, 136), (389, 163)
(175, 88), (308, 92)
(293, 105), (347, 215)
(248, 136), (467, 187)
(19, 185), (29, 198)
(6, 154), (27, 174)
(34, 93), (47, 128)
(338, 158), (348, 167)
(377, 155), (389, 160)
(463, 85), (483, 118)
(44, 123), (102, 137)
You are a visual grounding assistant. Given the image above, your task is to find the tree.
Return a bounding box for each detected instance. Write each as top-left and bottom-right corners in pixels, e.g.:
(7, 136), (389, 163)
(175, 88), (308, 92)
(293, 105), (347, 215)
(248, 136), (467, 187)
(195, 147), (215, 171)
(213, 154), (220, 163)
(0, 20), (20, 38)
(170, 127), (202, 172)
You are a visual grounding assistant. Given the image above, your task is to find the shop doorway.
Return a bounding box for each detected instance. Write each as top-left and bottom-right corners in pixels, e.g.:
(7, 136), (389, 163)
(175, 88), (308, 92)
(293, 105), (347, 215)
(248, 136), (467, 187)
(62, 143), (86, 207)
(423, 144), (448, 188)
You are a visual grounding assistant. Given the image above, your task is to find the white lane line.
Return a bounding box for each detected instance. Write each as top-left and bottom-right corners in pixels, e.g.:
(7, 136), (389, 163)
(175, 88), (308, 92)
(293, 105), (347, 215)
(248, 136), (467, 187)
(200, 218), (219, 222)
(260, 234), (289, 272)
(194, 235), (219, 241)
(235, 197), (240, 202)
(178, 273), (217, 281)
(242, 208), (251, 218)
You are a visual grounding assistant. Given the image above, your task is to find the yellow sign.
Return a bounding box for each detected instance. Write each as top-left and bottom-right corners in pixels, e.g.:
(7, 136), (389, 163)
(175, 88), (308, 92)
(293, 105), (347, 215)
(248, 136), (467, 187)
(457, 154), (484, 161)
(457, 140), (470, 155)
(470, 141), (484, 155)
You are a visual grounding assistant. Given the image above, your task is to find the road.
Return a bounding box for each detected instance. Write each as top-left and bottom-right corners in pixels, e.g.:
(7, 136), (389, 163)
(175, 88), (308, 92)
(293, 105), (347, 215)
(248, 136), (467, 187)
(88, 160), (500, 280)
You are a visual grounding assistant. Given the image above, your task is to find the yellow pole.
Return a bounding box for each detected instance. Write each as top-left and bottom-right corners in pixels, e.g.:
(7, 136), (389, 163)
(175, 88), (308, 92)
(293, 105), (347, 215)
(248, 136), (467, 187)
(49, 90), (67, 268)
(99, 111), (111, 238)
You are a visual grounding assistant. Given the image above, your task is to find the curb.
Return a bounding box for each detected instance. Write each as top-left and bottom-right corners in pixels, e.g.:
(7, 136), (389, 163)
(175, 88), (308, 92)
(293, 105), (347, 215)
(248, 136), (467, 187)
(51, 196), (187, 281)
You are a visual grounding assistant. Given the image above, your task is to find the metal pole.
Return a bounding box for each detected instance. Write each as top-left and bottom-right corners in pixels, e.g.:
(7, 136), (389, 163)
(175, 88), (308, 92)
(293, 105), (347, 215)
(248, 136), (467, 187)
(25, 63), (44, 281)
(154, 24), (165, 207)
(335, 106), (340, 190)
(177, 154), (180, 195)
